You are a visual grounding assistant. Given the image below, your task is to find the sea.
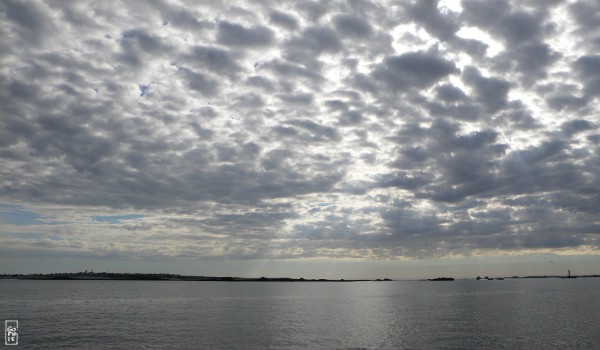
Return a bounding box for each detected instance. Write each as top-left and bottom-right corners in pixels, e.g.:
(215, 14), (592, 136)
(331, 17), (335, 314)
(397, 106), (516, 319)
(1, 278), (599, 349)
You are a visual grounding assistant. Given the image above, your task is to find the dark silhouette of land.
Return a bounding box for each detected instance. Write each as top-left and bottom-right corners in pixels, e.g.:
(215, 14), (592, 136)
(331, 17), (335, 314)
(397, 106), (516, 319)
(474, 271), (599, 280)
(1, 271), (597, 281)
(0, 271), (390, 282)
(476, 276), (503, 280)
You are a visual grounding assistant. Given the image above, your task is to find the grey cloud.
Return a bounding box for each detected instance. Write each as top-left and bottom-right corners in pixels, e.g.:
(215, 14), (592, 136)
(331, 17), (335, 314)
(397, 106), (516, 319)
(4, 79), (41, 103)
(245, 75), (274, 90)
(405, 0), (459, 41)
(454, 130), (499, 149)
(512, 139), (566, 164)
(288, 119), (341, 142)
(117, 28), (171, 68)
(232, 93), (264, 109)
(381, 207), (440, 237)
(6, 110), (117, 175)
(214, 143), (239, 163)
(121, 29), (166, 53)
(217, 21), (274, 47)
(561, 119), (596, 136)
(495, 11), (544, 46)
(186, 46), (240, 75)
(403, 0), (489, 58)
(277, 93), (313, 105)
(451, 37), (488, 58)
(348, 73), (378, 94)
(480, 140), (586, 201)
(286, 26), (343, 55)
(394, 121), (588, 206)
(436, 84), (467, 102)
(388, 121), (502, 201)
(183, 68), (219, 96)
(1, 0), (54, 45)
(461, 0), (560, 85)
(269, 10), (298, 30)
(460, 0), (550, 46)
(295, 1), (329, 22)
(325, 99), (348, 111)
(460, 0), (511, 29)
(588, 134), (600, 145)
(499, 109), (541, 130)
(574, 55), (600, 77)
(0, 113), (35, 149)
(371, 51), (458, 92)
(374, 172), (428, 190)
(260, 59), (324, 82)
(332, 14), (373, 38)
(569, 1), (600, 48)
(338, 110), (363, 126)
(428, 84), (481, 121)
(272, 126), (299, 138)
(261, 149), (293, 170)
(426, 101), (481, 121)
(574, 55), (600, 98)
(161, 7), (212, 31)
(546, 94), (589, 111)
(189, 122), (213, 140)
(199, 208), (296, 237)
(401, 147), (429, 163)
(463, 67), (511, 113)
(197, 106), (217, 118)
(496, 42), (561, 85)
(242, 142), (261, 158)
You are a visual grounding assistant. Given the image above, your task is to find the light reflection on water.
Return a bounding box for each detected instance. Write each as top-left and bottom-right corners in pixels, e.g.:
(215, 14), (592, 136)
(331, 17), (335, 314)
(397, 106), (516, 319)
(1, 279), (599, 349)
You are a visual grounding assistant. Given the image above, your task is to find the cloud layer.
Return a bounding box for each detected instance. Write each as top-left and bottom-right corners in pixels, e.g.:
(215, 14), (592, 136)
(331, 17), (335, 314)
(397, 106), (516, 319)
(1, 0), (599, 265)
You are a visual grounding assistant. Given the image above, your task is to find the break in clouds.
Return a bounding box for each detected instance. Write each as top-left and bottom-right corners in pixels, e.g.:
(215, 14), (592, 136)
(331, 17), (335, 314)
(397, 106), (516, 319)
(1, 0), (599, 262)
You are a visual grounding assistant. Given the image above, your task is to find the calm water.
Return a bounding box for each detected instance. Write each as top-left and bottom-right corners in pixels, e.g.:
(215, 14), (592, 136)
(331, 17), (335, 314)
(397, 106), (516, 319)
(1, 278), (599, 349)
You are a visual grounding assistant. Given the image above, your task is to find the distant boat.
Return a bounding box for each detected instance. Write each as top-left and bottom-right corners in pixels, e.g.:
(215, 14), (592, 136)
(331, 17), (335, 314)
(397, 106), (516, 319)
(566, 269), (577, 279)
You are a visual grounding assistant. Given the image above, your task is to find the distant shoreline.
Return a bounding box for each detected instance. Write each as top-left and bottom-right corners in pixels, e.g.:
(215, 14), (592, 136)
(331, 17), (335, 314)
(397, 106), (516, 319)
(1, 272), (599, 281)
(0, 272), (390, 282)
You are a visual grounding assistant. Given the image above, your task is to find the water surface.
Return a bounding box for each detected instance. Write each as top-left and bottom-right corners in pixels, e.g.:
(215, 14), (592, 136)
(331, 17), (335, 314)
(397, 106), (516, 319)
(1, 278), (599, 349)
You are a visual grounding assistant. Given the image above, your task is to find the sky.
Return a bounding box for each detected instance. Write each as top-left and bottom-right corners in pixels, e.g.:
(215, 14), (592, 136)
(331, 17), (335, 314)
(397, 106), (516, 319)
(1, 0), (599, 279)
